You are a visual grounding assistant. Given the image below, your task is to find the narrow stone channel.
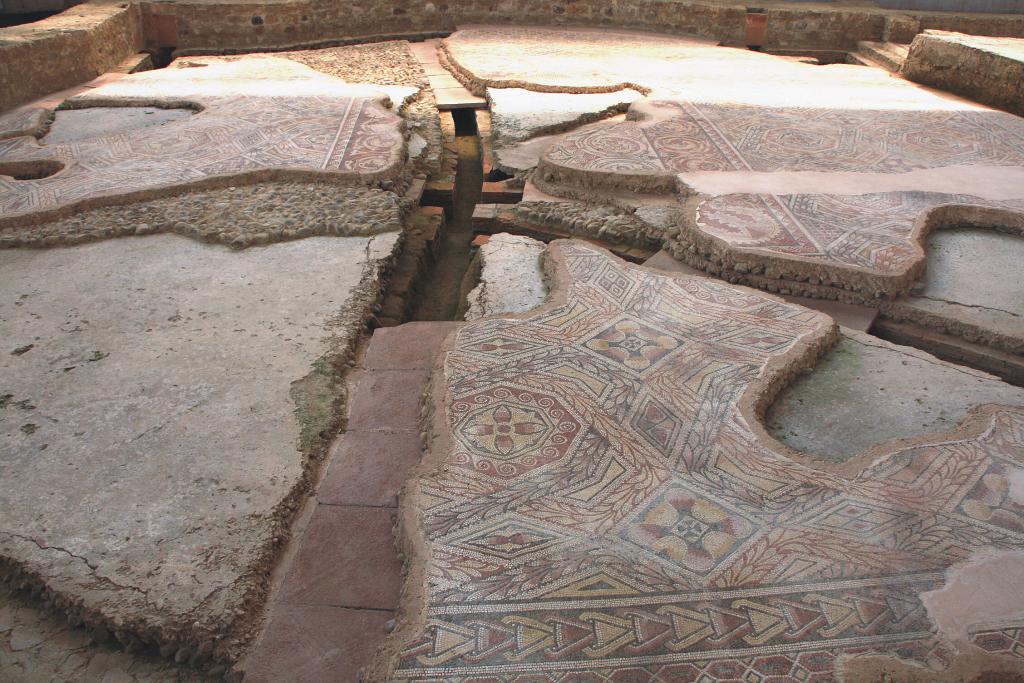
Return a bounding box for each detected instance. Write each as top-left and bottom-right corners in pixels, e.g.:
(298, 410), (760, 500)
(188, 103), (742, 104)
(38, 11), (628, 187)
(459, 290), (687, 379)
(410, 109), (483, 321)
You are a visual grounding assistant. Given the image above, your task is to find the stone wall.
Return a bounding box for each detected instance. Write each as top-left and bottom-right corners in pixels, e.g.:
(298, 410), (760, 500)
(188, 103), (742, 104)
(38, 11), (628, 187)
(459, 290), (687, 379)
(140, 0), (1024, 53)
(876, 0), (1024, 11)
(0, 1), (143, 110)
(916, 11), (1024, 36)
(902, 30), (1024, 116)
(4, 0), (1024, 112)
(762, 6), (887, 49)
(142, 0), (748, 53)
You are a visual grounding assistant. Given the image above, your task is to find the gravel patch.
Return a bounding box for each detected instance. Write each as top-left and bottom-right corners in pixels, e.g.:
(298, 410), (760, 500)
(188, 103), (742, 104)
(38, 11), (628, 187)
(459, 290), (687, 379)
(274, 41), (426, 88)
(515, 200), (663, 250)
(0, 183), (406, 249)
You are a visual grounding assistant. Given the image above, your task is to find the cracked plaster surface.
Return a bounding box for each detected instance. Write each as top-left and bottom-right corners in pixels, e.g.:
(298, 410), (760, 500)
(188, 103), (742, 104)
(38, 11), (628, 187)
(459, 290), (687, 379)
(0, 232), (399, 666)
(0, 48), (428, 675)
(882, 228), (1024, 354)
(465, 233), (548, 321)
(0, 586), (199, 682)
(767, 329), (1024, 464)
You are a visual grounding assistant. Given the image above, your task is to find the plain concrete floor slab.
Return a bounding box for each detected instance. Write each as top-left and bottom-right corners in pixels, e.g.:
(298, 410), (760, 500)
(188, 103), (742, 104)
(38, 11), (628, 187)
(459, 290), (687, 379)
(465, 233), (548, 320)
(0, 232), (398, 648)
(488, 88), (643, 145)
(766, 329), (1024, 461)
(41, 107), (194, 145)
(894, 228), (1024, 346)
(920, 229), (1024, 318)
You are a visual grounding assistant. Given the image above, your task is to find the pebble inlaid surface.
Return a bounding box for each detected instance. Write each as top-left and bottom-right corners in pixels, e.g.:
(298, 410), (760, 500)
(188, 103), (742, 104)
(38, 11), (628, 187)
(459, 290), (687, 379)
(0, 58), (406, 222)
(392, 242), (1024, 681)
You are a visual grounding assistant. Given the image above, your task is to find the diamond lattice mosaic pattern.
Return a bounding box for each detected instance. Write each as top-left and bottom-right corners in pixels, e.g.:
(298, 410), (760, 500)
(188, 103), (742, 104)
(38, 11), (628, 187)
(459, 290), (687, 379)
(391, 242), (1024, 681)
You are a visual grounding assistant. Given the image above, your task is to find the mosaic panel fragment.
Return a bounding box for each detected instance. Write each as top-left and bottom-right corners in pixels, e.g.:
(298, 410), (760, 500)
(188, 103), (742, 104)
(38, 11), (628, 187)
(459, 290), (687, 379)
(0, 58), (406, 222)
(392, 242), (1024, 681)
(542, 102), (1024, 178)
(695, 191), (1024, 275)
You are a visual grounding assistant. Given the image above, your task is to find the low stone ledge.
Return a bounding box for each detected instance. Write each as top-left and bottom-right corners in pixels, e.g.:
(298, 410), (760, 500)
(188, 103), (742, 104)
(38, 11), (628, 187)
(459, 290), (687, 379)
(6, 0), (1024, 114)
(0, 0), (143, 110)
(903, 30), (1024, 116)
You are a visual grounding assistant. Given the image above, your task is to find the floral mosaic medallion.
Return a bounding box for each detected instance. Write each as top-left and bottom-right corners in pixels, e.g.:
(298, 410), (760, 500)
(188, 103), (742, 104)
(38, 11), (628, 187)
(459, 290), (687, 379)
(625, 484), (757, 574)
(585, 318), (680, 371)
(391, 242), (1024, 682)
(459, 402), (550, 458)
(452, 387), (584, 479)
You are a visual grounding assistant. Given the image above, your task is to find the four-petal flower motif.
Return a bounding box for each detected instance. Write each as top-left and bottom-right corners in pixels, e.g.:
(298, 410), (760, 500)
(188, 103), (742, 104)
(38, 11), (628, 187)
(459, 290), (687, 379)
(451, 387), (584, 479)
(461, 404), (551, 457)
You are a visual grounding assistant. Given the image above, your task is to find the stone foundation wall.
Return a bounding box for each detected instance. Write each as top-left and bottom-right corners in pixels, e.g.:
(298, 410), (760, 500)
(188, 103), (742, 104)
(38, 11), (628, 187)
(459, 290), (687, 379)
(4, 0), (1024, 112)
(0, 1), (143, 110)
(142, 0), (747, 53)
(917, 11), (1024, 36)
(138, 0), (1024, 53)
(762, 7), (887, 50)
(902, 30), (1024, 116)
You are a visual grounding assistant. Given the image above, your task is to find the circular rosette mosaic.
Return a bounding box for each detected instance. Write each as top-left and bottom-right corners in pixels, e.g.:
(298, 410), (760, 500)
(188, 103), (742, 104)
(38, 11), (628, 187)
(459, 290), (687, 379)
(451, 387), (584, 479)
(625, 485), (756, 575)
(584, 319), (679, 371)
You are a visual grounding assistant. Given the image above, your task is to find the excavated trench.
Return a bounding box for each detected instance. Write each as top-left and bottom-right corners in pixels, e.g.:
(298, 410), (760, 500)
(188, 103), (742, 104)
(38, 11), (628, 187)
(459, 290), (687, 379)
(386, 107), (650, 324)
(5, 32), (1024, 683)
(408, 109), (483, 321)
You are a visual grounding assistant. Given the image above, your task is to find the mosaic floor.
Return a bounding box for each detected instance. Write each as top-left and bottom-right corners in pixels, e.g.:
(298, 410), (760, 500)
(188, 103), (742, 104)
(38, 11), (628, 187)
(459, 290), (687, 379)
(0, 49), (423, 677)
(0, 58), (407, 223)
(3, 23), (1023, 682)
(536, 101), (1024, 296)
(442, 26), (1024, 302)
(387, 242), (1024, 681)
(542, 102), (1024, 179)
(695, 192), (1024, 290)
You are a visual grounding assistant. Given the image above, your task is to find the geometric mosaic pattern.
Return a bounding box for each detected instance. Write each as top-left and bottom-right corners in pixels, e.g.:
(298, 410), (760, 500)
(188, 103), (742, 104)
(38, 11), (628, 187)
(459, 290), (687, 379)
(542, 101), (1024, 181)
(972, 625), (1024, 660)
(538, 102), (1024, 290)
(391, 242), (1024, 680)
(0, 58), (405, 223)
(695, 191), (1024, 287)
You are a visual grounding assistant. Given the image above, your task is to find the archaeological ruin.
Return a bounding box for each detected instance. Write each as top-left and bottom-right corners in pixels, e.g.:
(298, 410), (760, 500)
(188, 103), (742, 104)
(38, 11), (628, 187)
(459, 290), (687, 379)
(2, 0), (1024, 681)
